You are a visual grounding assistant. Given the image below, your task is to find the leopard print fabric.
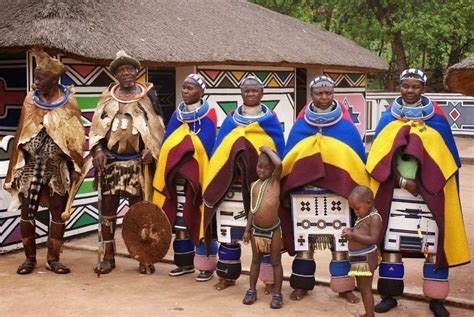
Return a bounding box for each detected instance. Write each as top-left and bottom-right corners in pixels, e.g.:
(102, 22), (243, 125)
(14, 129), (70, 204)
(99, 158), (144, 196)
(22, 129), (63, 159)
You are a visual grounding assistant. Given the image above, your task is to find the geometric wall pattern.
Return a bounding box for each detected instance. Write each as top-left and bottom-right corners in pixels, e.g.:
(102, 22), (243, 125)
(366, 92), (474, 136)
(0, 55), (148, 252)
(0, 53), (28, 252)
(198, 67), (296, 139)
(0, 53), (27, 137)
(2, 55), (473, 252)
(325, 72), (367, 138)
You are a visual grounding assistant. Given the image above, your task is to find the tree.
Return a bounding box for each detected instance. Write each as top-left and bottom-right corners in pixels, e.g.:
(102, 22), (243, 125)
(251, 0), (474, 91)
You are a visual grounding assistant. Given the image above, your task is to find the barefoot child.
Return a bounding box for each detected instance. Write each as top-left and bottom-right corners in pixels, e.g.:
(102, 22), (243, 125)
(242, 145), (284, 309)
(342, 186), (382, 317)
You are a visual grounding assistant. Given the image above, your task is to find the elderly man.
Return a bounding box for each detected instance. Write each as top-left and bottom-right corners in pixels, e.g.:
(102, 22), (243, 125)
(367, 69), (470, 317)
(202, 76), (285, 291)
(280, 75), (369, 303)
(89, 50), (165, 274)
(153, 74), (218, 282)
(4, 48), (85, 274)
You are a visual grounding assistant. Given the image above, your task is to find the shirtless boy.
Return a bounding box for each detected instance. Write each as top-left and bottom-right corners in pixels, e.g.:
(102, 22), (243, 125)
(242, 145), (283, 309)
(342, 185), (382, 317)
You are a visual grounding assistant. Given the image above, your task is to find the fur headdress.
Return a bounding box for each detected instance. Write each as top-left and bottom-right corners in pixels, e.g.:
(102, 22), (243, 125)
(31, 47), (65, 76)
(109, 50), (141, 74)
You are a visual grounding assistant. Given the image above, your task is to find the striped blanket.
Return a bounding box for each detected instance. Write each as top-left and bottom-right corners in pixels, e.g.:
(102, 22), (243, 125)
(280, 101), (369, 255)
(367, 98), (470, 268)
(202, 106), (285, 239)
(153, 102), (216, 244)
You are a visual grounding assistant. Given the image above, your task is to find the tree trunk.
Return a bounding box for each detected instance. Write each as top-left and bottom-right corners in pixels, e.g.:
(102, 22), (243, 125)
(325, 9), (332, 31)
(387, 54), (397, 91)
(447, 34), (462, 67)
(366, 0), (407, 89)
(392, 32), (407, 73)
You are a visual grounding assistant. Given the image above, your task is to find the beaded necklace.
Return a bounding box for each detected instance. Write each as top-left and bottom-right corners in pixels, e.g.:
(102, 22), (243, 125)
(32, 84), (70, 109)
(354, 209), (380, 228)
(177, 99), (210, 135)
(391, 96), (434, 121)
(250, 178), (270, 214)
(110, 83), (147, 103)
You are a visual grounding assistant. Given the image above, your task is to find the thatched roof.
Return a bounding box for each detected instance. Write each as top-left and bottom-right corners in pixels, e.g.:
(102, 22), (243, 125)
(0, 0), (388, 72)
(445, 56), (474, 96)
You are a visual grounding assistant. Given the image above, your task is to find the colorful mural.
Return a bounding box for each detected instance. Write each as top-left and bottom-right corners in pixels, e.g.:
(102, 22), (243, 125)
(1, 57), (472, 252)
(0, 53), (27, 252)
(366, 93), (474, 136)
(325, 72), (367, 137)
(198, 67), (296, 139)
(0, 55), (148, 252)
(0, 53), (26, 137)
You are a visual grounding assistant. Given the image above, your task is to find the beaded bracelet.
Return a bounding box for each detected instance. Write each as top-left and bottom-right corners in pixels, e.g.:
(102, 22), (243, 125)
(399, 176), (407, 189)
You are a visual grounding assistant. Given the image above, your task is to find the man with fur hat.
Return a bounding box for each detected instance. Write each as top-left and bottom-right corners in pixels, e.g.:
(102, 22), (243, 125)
(89, 50), (165, 274)
(4, 48), (85, 274)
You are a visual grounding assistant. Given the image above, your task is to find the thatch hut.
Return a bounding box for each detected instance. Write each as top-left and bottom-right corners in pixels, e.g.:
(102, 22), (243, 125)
(445, 56), (474, 96)
(0, 0), (387, 251)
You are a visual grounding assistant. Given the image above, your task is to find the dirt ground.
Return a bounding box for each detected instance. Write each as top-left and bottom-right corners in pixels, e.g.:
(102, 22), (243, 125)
(0, 139), (473, 316)
(0, 247), (472, 317)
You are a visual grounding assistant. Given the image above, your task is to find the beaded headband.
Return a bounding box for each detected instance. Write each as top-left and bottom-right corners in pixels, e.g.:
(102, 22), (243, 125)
(185, 73), (206, 90)
(309, 75), (335, 90)
(240, 75), (264, 89)
(400, 68), (427, 84)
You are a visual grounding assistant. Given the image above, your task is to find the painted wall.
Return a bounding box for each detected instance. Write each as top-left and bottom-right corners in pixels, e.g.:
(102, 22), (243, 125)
(197, 66), (296, 139)
(326, 71), (367, 138)
(0, 54), (148, 252)
(0, 53), (27, 252)
(1, 55), (473, 252)
(366, 92), (474, 136)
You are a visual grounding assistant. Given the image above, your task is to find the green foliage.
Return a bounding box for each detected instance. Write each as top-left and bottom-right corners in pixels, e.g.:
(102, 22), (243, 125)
(251, 0), (473, 90)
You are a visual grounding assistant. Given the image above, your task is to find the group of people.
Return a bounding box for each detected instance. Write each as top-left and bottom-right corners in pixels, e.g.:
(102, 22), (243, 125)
(5, 49), (469, 317)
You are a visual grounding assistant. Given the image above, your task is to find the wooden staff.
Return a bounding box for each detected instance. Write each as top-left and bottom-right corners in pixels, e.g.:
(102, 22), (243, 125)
(61, 158), (93, 221)
(96, 173), (104, 278)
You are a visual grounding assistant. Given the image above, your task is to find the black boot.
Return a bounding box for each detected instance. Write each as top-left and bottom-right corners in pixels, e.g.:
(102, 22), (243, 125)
(374, 296), (397, 313)
(430, 299), (449, 317)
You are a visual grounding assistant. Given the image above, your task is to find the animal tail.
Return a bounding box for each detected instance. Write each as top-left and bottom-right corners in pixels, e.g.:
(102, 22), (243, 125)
(27, 160), (46, 216)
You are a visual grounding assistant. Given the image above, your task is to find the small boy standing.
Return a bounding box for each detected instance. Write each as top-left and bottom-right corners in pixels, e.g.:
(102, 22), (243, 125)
(242, 145), (284, 309)
(342, 185), (382, 317)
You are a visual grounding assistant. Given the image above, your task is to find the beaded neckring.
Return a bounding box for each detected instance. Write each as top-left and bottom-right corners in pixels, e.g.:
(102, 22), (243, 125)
(250, 178), (270, 214)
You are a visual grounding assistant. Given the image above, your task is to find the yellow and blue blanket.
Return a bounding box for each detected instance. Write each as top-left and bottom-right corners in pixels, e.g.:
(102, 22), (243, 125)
(153, 105), (217, 244)
(366, 97), (470, 268)
(202, 106), (285, 238)
(280, 102), (369, 255)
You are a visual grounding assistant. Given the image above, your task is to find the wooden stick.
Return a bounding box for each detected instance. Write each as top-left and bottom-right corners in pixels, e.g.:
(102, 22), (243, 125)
(61, 157), (93, 221)
(144, 163), (151, 202)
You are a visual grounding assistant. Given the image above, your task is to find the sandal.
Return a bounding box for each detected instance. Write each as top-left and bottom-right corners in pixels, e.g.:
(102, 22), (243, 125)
(94, 258), (115, 274)
(242, 288), (257, 305)
(270, 293), (283, 309)
(46, 260), (71, 274)
(17, 258), (37, 275)
(139, 262), (155, 274)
